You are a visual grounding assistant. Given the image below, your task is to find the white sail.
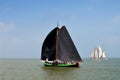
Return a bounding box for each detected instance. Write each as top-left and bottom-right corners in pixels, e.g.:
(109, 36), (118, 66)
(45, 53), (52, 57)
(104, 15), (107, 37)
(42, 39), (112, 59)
(91, 45), (107, 59)
(102, 51), (106, 58)
(91, 48), (98, 59)
(94, 48), (98, 58)
(98, 46), (102, 58)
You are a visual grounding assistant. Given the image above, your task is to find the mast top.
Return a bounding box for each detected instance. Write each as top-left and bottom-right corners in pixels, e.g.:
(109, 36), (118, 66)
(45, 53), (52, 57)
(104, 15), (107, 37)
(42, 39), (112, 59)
(57, 22), (59, 27)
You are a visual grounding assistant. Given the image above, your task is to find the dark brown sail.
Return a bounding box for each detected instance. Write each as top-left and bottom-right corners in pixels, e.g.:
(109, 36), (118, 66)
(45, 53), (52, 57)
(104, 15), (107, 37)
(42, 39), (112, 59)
(41, 27), (58, 61)
(57, 26), (82, 62)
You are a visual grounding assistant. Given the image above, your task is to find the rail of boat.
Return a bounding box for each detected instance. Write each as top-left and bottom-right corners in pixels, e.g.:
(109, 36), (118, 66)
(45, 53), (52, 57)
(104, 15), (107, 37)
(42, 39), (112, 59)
(41, 60), (80, 67)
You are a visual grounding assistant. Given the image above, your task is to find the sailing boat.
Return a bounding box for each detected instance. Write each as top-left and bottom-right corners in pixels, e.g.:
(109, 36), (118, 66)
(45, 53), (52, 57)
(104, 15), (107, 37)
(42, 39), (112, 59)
(91, 46), (107, 60)
(41, 26), (82, 67)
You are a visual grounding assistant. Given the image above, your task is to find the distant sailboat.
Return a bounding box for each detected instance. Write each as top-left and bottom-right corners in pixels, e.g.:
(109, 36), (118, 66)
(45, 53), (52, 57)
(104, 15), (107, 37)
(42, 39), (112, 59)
(41, 25), (82, 67)
(91, 46), (107, 59)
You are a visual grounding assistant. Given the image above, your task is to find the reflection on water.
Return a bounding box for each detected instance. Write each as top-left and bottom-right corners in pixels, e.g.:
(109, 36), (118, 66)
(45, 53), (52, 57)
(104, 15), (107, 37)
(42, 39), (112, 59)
(0, 58), (120, 80)
(41, 67), (79, 80)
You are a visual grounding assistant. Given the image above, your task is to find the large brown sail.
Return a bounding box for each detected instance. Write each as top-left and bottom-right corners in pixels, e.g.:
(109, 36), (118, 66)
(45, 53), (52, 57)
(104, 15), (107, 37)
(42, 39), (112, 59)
(57, 26), (82, 62)
(41, 27), (58, 61)
(41, 26), (82, 64)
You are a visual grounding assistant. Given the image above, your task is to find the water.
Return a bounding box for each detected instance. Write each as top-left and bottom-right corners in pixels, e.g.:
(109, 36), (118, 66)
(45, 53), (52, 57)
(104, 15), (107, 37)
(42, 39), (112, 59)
(0, 58), (120, 80)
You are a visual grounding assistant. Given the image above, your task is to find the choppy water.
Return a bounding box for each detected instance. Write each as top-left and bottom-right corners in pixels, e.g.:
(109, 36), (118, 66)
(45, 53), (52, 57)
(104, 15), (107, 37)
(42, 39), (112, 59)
(0, 58), (120, 80)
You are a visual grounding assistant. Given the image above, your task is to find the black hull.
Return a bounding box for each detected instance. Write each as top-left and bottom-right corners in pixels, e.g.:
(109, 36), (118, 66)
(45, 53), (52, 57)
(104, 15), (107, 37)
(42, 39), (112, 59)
(44, 62), (80, 67)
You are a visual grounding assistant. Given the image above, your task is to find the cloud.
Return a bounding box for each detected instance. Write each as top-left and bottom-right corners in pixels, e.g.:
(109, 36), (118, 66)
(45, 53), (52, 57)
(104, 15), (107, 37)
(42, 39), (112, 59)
(89, 0), (104, 3)
(103, 35), (120, 45)
(79, 6), (95, 14)
(2, 7), (12, 14)
(0, 22), (15, 33)
(87, 6), (94, 11)
(112, 15), (120, 25)
(8, 37), (24, 46)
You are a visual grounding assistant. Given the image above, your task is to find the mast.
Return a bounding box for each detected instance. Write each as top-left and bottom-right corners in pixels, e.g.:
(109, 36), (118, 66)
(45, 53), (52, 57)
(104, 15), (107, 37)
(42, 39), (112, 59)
(57, 22), (59, 27)
(55, 28), (59, 60)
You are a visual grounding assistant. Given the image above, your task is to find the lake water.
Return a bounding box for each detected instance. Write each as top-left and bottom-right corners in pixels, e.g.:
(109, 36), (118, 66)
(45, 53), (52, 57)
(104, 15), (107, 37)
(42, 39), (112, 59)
(0, 58), (120, 80)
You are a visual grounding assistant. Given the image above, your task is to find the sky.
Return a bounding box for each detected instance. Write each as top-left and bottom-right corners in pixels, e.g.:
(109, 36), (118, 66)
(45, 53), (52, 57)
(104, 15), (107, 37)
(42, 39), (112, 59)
(0, 0), (120, 58)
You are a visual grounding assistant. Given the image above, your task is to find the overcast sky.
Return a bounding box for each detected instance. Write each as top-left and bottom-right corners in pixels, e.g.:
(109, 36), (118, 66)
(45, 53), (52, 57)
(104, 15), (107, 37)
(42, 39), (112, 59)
(0, 0), (120, 58)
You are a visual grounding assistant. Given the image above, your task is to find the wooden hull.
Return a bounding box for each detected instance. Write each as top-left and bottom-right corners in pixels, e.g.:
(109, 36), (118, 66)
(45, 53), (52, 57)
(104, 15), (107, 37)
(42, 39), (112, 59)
(44, 62), (79, 67)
